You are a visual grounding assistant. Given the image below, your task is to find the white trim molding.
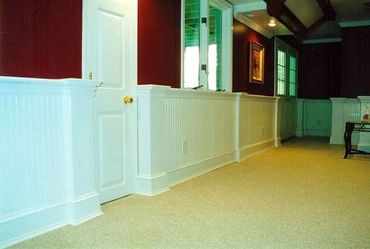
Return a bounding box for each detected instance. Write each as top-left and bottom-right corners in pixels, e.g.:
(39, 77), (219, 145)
(302, 38), (342, 44)
(339, 20), (370, 28)
(0, 77), (102, 248)
(233, 1), (272, 38)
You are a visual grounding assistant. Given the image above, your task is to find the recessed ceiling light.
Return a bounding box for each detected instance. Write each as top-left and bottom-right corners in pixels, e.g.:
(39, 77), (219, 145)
(268, 19), (276, 27)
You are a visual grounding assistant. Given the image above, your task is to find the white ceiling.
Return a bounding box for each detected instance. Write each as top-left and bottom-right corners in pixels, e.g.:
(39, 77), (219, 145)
(245, 9), (292, 35)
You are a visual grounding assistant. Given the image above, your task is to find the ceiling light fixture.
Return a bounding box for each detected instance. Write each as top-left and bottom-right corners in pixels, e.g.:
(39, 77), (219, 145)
(268, 19), (277, 27)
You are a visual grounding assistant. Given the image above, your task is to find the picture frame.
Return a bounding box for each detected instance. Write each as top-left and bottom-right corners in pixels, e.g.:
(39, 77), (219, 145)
(249, 41), (265, 84)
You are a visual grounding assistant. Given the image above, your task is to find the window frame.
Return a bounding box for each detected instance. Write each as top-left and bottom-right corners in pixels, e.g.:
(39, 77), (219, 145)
(288, 55), (297, 97)
(275, 38), (298, 98)
(181, 0), (232, 91)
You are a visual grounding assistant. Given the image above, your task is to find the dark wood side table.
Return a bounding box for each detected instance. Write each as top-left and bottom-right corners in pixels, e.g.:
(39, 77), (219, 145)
(344, 122), (370, 159)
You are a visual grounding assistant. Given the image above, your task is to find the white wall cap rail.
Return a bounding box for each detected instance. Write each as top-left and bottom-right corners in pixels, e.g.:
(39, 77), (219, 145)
(358, 96), (370, 100)
(236, 92), (279, 100)
(137, 84), (236, 99)
(0, 76), (101, 87)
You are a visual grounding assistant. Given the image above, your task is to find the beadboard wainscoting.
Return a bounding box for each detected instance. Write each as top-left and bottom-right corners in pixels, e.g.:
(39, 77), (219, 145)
(237, 93), (279, 160)
(278, 98), (297, 141)
(296, 99), (332, 137)
(0, 77), (102, 248)
(136, 86), (236, 195)
(136, 86), (279, 195)
(330, 98), (361, 145)
(358, 96), (370, 151)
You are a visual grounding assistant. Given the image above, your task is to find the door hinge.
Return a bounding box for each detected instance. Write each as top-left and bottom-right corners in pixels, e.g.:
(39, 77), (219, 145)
(201, 17), (207, 25)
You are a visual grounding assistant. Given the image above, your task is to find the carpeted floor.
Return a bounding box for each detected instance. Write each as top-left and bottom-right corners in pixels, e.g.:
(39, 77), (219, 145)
(11, 137), (370, 249)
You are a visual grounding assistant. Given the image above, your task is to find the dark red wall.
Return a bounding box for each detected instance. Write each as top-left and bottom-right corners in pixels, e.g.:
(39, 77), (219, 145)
(340, 27), (370, 97)
(276, 35), (300, 50)
(138, 0), (181, 88)
(0, 0), (82, 78)
(233, 20), (274, 96)
(298, 26), (370, 98)
(298, 43), (341, 99)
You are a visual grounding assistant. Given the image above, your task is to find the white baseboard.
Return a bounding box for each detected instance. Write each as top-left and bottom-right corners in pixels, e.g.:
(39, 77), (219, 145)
(234, 149), (241, 161)
(275, 137), (281, 147)
(0, 192), (102, 248)
(296, 129), (304, 137)
(239, 139), (276, 161)
(135, 152), (235, 196)
(70, 192), (103, 225)
(358, 144), (370, 153)
(0, 201), (69, 249)
(167, 152), (235, 188)
(304, 129), (331, 137)
(135, 172), (171, 196)
(136, 142), (278, 196)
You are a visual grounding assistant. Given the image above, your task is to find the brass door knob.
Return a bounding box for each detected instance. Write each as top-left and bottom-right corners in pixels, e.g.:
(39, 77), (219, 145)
(123, 96), (134, 104)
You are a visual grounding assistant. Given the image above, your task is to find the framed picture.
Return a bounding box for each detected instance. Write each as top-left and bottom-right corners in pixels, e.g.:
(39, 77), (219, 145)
(249, 41), (265, 84)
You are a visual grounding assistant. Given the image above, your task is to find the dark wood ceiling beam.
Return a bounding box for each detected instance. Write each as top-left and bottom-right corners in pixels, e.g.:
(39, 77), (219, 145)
(296, 0), (336, 39)
(263, 0), (337, 40)
(299, 1), (336, 40)
(303, 15), (327, 38)
(264, 0), (307, 38)
(316, 0), (336, 20)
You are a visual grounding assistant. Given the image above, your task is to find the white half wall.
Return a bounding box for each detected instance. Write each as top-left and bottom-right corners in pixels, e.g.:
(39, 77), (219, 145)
(296, 99), (332, 137)
(278, 98), (297, 140)
(358, 96), (370, 151)
(1, 81), (282, 245)
(136, 86), (279, 195)
(0, 77), (102, 248)
(330, 98), (361, 145)
(237, 93), (279, 160)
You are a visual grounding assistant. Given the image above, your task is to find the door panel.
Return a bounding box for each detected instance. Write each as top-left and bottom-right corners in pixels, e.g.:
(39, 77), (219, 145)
(98, 9), (125, 88)
(98, 114), (125, 188)
(84, 0), (136, 203)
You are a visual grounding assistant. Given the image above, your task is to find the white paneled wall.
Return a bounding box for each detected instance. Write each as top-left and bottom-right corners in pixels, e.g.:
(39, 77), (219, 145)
(136, 86), (279, 195)
(1, 82), (282, 245)
(238, 94), (278, 160)
(278, 98), (297, 140)
(163, 95), (235, 173)
(296, 99), (332, 137)
(0, 77), (102, 248)
(330, 98), (361, 144)
(358, 96), (370, 151)
(136, 86), (236, 194)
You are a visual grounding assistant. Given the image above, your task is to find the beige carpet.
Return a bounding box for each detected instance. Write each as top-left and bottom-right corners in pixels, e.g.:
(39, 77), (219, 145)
(11, 137), (370, 249)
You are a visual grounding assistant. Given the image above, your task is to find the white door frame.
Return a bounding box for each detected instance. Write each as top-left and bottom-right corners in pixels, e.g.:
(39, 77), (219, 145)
(81, 0), (138, 199)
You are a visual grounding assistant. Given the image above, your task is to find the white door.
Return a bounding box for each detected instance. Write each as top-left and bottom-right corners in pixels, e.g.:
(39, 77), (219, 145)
(83, 0), (137, 203)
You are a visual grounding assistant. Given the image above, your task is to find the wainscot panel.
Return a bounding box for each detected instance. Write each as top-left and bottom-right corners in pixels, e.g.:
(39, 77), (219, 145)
(330, 98), (360, 145)
(296, 99), (332, 137)
(278, 98), (297, 140)
(0, 77), (102, 248)
(136, 86), (279, 195)
(237, 93), (279, 161)
(358, 96), (370, 151)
